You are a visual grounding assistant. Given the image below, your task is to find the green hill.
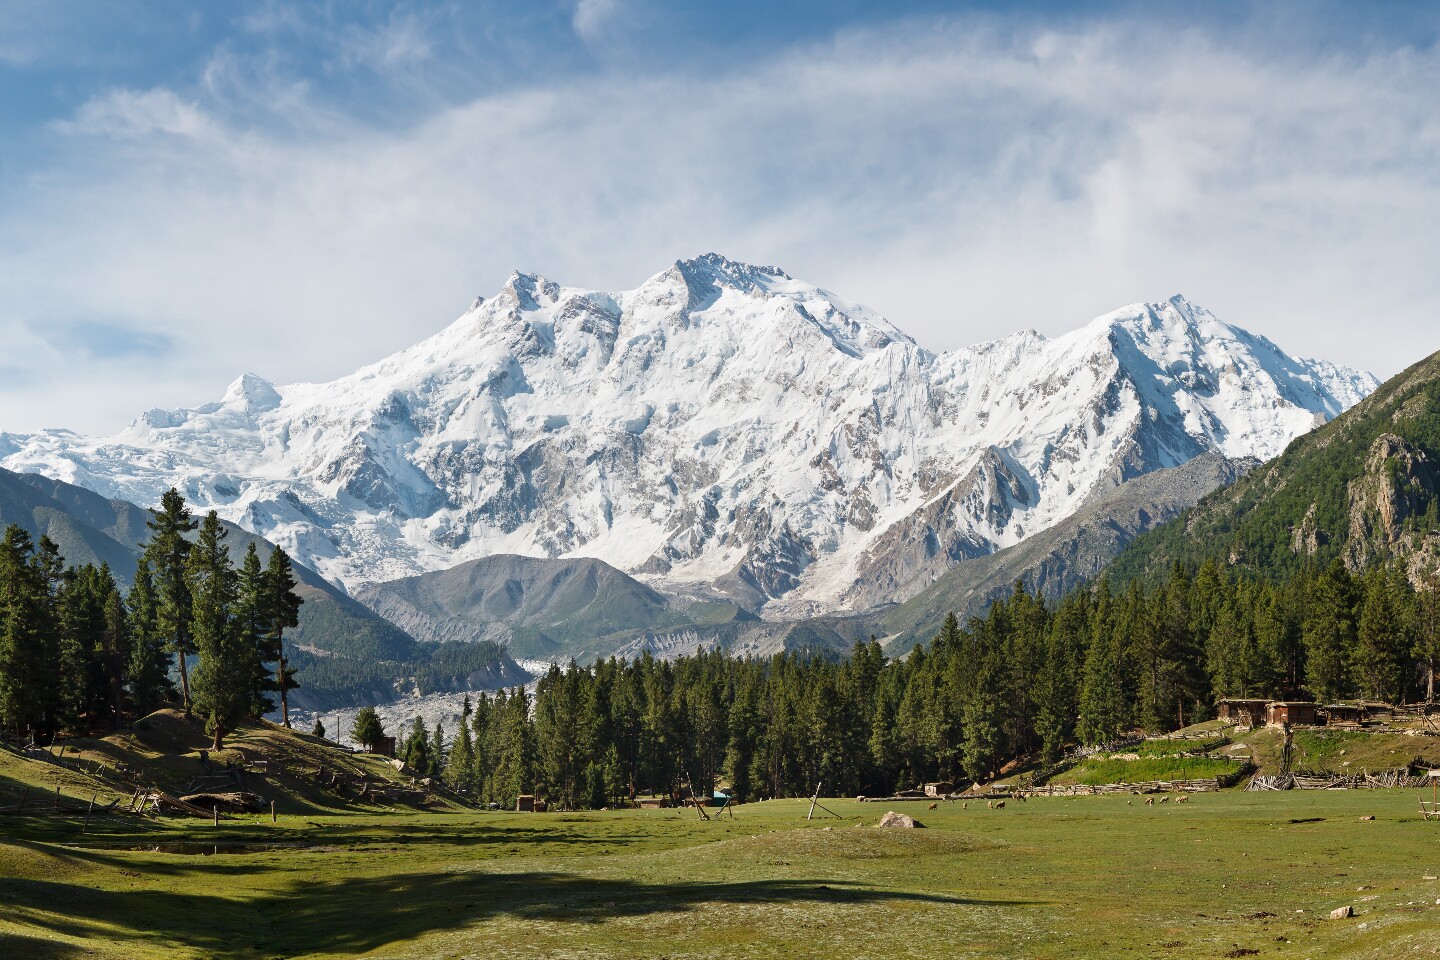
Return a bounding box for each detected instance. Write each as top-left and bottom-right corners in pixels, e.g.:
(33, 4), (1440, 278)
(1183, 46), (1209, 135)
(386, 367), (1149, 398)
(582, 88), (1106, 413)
(1108, 349), (1440, 585)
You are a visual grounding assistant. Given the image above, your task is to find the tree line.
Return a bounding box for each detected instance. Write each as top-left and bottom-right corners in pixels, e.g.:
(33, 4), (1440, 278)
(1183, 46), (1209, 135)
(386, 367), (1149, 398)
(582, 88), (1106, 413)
(376, 558), (1439, 808)
(0, 489), (303, 749)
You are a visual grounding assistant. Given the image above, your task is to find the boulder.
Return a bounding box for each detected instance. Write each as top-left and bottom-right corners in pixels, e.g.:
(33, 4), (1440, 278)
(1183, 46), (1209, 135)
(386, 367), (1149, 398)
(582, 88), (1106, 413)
(877, 811), (924, 829)
(1329, 906), (1354, 920)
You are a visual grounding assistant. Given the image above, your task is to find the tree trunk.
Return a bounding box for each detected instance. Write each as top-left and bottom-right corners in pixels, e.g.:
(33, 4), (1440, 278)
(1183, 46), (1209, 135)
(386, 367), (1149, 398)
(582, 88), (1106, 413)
(212, 724), (224, 752)
(278, 654), (290, 728)
(177, 649), (192, 718)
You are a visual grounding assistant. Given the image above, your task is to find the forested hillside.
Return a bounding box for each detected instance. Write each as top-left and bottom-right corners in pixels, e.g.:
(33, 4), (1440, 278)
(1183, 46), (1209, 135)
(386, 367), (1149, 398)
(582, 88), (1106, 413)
(0, 469), (524, 709)
(1109, 349), (1440, 585)
(447, 554), (1438, 806)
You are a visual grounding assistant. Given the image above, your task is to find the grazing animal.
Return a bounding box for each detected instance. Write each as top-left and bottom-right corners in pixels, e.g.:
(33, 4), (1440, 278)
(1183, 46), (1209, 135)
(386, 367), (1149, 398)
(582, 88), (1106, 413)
(962, 802), (968, 810)
(1175, 795), (1190, 803)
(1144, 797), (1155, 806)
(1158, 796), (1170, 804)
(1126, 800), (1132, 806)
(986, 800), (993, 809)
(928, 802), (938, 810)
(993, 800), (1006, 810)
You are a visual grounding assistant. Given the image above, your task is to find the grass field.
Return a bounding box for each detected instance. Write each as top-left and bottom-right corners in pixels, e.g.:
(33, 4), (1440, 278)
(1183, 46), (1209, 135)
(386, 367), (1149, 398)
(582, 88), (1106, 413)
(1053, 755), (1243, 785)
(4, 790), (1440, 959)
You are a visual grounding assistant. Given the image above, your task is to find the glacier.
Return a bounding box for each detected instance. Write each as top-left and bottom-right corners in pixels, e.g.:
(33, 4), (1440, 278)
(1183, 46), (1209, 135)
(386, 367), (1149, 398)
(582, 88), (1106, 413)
(0, 254), (1376, 614)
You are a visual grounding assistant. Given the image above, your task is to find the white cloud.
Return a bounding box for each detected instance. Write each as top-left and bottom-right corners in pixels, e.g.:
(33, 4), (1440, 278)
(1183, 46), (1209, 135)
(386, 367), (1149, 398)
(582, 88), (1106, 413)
(2, 16), (1438, 434)
(58, 88), (217, 140)
(572, 0), (623, 46)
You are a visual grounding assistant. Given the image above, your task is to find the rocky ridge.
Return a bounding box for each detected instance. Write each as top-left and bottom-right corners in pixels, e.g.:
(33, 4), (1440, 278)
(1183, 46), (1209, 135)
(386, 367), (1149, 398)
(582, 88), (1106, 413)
(0, 255), (1376, 614)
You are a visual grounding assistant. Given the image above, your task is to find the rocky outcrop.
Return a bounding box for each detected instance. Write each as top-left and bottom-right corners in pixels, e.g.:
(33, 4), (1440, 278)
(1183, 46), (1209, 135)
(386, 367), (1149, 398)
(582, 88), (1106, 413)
(1344, 433), (1440, 571)
(878, 454), (1252, 648)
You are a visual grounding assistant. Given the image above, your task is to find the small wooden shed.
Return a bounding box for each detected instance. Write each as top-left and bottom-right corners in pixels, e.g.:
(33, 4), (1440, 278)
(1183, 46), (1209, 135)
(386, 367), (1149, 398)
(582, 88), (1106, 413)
(1267, 701), (1318, 727)
(923, 782), (955, 797)
(1218, 699), (1269, 728)
(516, 794), (537, 812)
(371, 734), (396, 758)
(1323, 703), (1367, 727)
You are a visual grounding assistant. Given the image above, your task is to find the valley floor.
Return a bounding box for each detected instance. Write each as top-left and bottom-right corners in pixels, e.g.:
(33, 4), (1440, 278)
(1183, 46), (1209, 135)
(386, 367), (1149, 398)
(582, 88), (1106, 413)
(3, 792), (1439, 959)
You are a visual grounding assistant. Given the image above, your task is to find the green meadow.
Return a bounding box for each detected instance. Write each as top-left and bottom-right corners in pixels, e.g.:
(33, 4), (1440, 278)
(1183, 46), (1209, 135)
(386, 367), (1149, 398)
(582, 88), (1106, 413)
(4, 790), (1439, 959)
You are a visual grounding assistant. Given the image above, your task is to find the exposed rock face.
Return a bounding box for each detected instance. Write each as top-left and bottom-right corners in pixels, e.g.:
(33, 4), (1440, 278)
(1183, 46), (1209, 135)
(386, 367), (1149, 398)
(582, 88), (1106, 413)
(879, 454), (1254, 648)
(877, 811), (924, 828)
(1291, 503), (1323, 557)
(1344, 433), (1440, 571)
(0, 256), (1374, 613)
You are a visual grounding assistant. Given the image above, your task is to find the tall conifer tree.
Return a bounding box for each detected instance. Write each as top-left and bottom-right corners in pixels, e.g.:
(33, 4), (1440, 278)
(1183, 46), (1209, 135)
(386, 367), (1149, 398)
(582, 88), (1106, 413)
(145, 488), (198, 717)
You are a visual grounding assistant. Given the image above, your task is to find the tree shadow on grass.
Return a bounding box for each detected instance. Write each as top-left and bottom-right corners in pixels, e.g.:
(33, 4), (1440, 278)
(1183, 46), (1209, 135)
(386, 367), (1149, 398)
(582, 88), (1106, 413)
(2, 865), (1040, 958)
(0, 932), (89, 959)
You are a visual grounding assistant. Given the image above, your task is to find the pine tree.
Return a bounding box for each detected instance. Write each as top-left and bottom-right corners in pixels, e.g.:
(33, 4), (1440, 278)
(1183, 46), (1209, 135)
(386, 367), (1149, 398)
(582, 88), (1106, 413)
(430, 720), (447, 779)
(0, 527), (60, 737)
(1304, 560), (1357, 702)
(262, 547), (302, 727)
(1078, 582), (1125, 745)
(145, 489), (197, 717)
(446, 717), (476, 794)
(98, 565), (131, 729)
(236, 543), (274, 717)
(401, 716), (431, 774)
(352, 706), (384, 751)
(57, 564), (108, 731)
(493, 687), (535, 806)
(1353, 566), (1410, 703)
(126, 556), (173, 714)
(187, 512), (249, 750)
(1416, 561), (1440, 704)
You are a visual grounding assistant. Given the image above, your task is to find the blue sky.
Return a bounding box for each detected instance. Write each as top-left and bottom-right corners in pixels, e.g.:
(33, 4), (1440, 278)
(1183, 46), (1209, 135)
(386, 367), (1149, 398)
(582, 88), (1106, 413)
(2, 1), (1439, 432)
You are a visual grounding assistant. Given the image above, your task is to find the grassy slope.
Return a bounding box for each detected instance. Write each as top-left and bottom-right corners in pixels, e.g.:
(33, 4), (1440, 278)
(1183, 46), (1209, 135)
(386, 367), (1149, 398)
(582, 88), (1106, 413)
(3, 793), (1440, 959)
(0, 710), (420, 818)
(1232, 727), (1440, 777)
(1050, 756), (1243, 786)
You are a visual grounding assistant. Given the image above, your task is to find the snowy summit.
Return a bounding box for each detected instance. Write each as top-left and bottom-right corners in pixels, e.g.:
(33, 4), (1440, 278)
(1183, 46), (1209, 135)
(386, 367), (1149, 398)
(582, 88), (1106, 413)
(0, 255), (1377, 613)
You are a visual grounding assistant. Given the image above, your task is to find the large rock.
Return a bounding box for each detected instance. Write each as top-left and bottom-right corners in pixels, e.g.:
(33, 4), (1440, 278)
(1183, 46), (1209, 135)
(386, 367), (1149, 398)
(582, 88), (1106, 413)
(877, 811), (924, 829)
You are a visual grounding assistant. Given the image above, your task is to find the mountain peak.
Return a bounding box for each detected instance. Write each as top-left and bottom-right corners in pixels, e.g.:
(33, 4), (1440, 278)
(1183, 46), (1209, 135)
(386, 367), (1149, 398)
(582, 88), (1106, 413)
(222, 373), (282, 414)
(502, 271), (561, 310)
(1, 261), (1376, 606)
(657, 254), (794, 306)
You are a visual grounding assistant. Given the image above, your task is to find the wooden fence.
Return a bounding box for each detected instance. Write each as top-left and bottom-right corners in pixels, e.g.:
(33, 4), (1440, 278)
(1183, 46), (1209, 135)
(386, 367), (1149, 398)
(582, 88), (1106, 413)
(1246, 768), (1431, 791)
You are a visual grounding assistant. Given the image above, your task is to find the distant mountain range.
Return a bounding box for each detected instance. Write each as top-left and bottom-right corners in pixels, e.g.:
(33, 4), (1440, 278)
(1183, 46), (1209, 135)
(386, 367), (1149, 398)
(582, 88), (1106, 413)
(0, 465), (528, 710)
(0, 255), (1375, 630)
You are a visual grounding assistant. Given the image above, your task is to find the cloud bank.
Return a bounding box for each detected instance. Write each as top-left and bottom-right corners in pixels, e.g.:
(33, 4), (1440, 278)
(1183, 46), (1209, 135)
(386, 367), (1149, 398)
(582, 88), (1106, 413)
(1, 13), (1438, 433)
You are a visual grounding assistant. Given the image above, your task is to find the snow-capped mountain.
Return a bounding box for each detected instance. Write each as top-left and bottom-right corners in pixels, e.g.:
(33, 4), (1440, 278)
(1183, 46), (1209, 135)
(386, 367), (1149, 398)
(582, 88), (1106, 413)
(0, 254), (1376, 614)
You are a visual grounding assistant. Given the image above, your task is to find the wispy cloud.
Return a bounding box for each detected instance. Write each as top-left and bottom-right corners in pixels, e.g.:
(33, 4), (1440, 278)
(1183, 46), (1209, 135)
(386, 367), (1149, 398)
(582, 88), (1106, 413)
(33, 320), (176, 361)
(1, 11), (1438, 435)
(572, 0), (624, 47)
